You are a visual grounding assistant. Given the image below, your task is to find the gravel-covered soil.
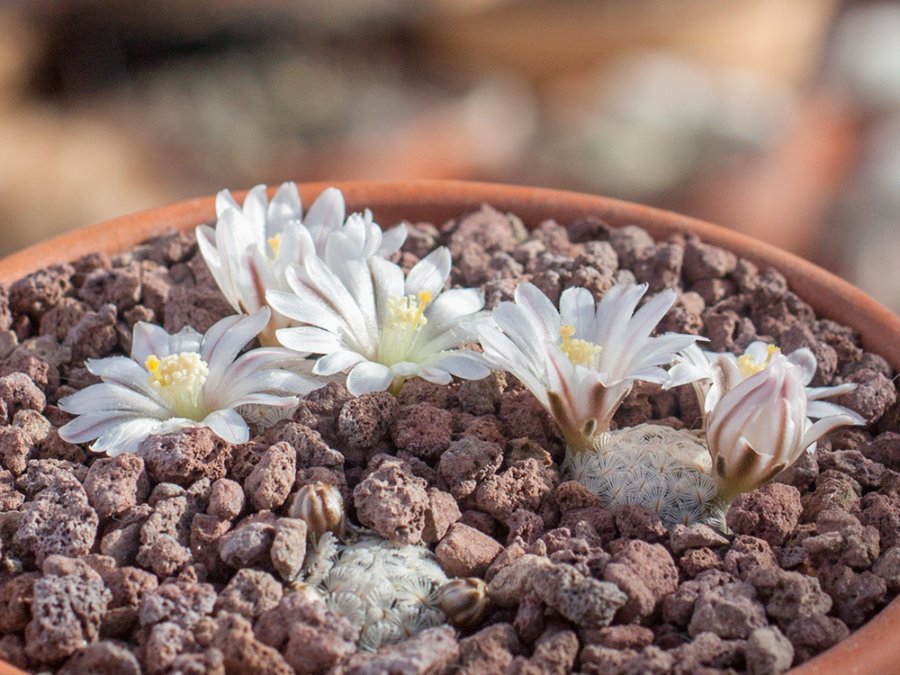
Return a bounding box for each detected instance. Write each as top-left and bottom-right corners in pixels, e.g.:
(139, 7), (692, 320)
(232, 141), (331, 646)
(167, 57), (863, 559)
(0, 205), (897, 674)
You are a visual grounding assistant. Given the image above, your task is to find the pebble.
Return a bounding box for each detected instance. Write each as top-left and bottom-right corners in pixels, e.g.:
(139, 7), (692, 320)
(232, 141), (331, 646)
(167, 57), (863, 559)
(435, 522), (503, 577)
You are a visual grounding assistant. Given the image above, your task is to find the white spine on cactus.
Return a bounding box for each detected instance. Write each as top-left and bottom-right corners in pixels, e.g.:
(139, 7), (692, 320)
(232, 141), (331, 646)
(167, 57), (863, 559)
(564, 423), (724, 528)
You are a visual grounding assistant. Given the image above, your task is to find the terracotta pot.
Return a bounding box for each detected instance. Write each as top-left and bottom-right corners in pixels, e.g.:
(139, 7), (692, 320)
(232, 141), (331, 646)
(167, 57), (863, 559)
(0, 180), (897, 675)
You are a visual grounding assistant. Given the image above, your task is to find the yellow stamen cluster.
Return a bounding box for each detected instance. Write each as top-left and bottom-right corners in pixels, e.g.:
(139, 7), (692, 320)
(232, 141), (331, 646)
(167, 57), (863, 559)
(560, 324), (602, 368)
(145, 352), (209, 420)
(377, 290), (433, 367)
(737, 344), (780, 379)
(385, 291), (432, 331)
(267, 234), (282, 258)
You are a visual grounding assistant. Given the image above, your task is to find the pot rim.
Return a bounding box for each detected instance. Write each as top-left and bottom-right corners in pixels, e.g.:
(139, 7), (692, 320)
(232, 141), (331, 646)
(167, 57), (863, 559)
(0, 179), (896, 675)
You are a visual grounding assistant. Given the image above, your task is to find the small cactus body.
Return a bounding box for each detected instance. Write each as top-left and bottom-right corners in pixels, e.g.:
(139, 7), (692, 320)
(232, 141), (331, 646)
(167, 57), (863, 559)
(564, 423), (725, 529)
(303, 533), (452, 651)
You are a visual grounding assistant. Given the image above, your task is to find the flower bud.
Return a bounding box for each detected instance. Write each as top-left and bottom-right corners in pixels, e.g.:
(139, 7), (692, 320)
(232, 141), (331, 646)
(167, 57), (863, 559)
(706, 355), (807, 500)
(289, 482), (346, 539)
(437, 577), (490, 630)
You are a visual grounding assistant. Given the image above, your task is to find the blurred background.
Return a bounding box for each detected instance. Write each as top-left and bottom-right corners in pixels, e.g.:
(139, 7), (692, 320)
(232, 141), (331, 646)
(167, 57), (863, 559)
(1, 0), (898, 311)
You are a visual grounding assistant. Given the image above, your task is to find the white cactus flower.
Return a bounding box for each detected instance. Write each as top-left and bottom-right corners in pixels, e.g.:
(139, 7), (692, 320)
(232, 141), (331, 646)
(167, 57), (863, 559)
(58, 308), (321, 455)
(705, 350), (864, 500)
(667, 340), (863, 430)
(269, 246), (490, 396)
(476, 281), (699, 451)
(196, 182), (406, 344)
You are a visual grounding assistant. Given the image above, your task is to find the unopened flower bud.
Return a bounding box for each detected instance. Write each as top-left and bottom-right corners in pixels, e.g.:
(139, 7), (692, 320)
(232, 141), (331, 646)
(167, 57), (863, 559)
(289, 482), (346, 539)
(707, 355), (824, 500)
(437, 577), (489, 630)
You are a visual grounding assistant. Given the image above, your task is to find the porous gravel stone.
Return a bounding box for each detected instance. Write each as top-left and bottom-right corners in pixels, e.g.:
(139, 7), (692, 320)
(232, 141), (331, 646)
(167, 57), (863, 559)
(344, 626), (459, 675)
(688, 582), (767, 639)
(83, 453), (150, 520)
(745, 626), (794, 675)
(747, 566), (832, 629)
(603, 540), (679, 623)
(218, 518), (276, 569)
(353, 458), (429, 544)
(14, 482), (98, 565)
(255, 588), (356, 674)
(458, 623), (521, 673)
(438, 437), (503, 500)
(338, 391), (398, 451)
(0, 573), (38, 633)
(435, 522), (503, 577)
(422, 487), (461, 544)
(138, 577), (216, 630)
(59, 640), (142, 675)
(727, 483), (802, 546)
(723, 535), (779, 580)
(212, 611), (294, 675)
(391, 402), (453, 460)
(531, 562), (627, 627)
(785, 614), (850, 662)
(216, 569), (283, 619)
(139, 427), (231, 485)
(270, 517), (307, 582)
(208, 477), (244, 520)
(475, 458), (557, 525)
(25, 556), (111, 664)
(244, 442), (295, 511)
(0, 373), (45, 416)
(670, 523), (730, 554)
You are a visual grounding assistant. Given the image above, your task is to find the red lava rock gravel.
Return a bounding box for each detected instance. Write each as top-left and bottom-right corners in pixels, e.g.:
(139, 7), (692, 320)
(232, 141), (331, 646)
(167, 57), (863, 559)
(0, 211), (894, 674)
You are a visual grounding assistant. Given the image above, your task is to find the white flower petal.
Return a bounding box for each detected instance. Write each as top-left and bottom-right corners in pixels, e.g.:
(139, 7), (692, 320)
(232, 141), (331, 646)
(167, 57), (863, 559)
(59, 411), (149, 445)
(429, 351), (491, 380)
(268, 182), (302, 233)
(306, 187), (347, 251)
(346, 361), (394, 395)
(132, 322), (179, 363)
(559, 287), (596, 337)
(378, 223), (408, 257)
(277, 326), (344, 354)
(202, 308), (270, 383)
(60, 382), (171, 417)
(202, 408), (250, 444)
(314, 350), (367, 376)
(419, 288), (484, 341)
(267, 287), (344, 334)
(92, 417), (172, 456)
(416, 366), (453, 386)
(514, 282), (561, 338)
(405, 247), (451, 299)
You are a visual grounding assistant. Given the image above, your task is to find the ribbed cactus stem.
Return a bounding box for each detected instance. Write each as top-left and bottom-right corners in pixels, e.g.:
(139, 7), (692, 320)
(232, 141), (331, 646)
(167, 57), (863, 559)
(563, 423), (727, 529)
(300, 532), (453, 651)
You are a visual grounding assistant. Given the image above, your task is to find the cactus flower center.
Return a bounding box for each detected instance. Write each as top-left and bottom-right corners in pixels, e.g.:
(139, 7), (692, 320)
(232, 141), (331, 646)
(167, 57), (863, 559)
(737, 344), (779, 379)
(560, 324), (603, 368)
(145, 352), (209, 419)
(378, 290), (432, 365)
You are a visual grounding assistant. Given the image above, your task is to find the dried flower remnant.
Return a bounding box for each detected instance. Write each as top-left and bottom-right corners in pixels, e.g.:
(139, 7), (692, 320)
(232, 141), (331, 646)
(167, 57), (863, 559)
(436, 577), (490, 630)
(58, 308), (321, 454)
(196, 182), (407, 344)
(302, 532), (453, 650)
(477, 281), (699, 451)
(270, 246), (490, 396)
(289, 481), (347, 540)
